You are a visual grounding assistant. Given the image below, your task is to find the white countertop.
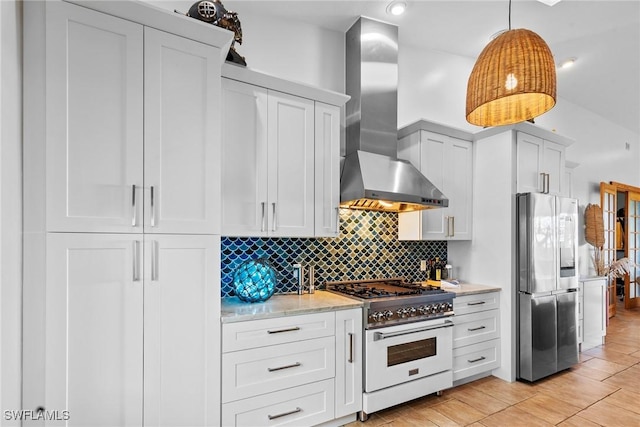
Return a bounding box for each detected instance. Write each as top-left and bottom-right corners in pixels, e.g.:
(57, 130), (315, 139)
(415, 281), (502, 296)
(221, 290), (363, 323)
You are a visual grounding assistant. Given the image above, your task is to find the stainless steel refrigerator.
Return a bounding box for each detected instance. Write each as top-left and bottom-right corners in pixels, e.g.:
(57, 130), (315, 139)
(516, 192), (579, 382)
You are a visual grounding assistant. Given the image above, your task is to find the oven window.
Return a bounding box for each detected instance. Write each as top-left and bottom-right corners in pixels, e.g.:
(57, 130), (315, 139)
(387, 337), (437, 367)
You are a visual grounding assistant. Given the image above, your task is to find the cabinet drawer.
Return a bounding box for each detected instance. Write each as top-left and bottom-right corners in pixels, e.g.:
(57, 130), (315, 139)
(222, 336), (335, 403)
(453, 338), (500, 381)
(453, 292), (499, 315)
(453, 309), (500, 349)
(222, 311), (335, 352)
(222, 378), (335, 427)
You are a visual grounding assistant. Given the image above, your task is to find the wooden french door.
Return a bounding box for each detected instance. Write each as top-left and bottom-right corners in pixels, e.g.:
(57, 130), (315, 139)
(601, 182), (617, 317)
(626, 192), (640, 309)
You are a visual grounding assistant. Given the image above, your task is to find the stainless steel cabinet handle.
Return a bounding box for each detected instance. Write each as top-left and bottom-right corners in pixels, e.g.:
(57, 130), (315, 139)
(261, 202), (266, 232)
(272, 202), (277, 232)
(468, 325), (486, 332)
(374, 320), (453, 341)
(445, 216), (449, 237)
(546, 173), (551, 194)
(540, 172), (546, 193)
(468, 356), (486, 363)
(151, 240), (159, 281)
(348, 332), (354, 363)
(268, 407), (301, 420)
(451, 216), (455, 237)
(267, 326), (300, 334)
(335, 207), (340, 234)
(131, 185), (137, 227)
(133, 240), (140, 281)
(467, 301), (486, 306)
(267, 362), (301, 372)
(150, 186), (156, 227)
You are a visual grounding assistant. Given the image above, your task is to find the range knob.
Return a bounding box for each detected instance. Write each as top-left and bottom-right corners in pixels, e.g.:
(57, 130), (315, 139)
(369, 311), (383, 322)
(396, 308), (408, 318)
(383, 310), (394, 320)
(408, 307), (417, 316)
(439, 302), (449, 312)
(418, 305), (428, 315)
(430, 304), (438, 314)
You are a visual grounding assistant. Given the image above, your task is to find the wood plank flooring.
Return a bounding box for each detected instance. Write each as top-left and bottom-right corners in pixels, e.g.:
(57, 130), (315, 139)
(346, 303), (640, 426)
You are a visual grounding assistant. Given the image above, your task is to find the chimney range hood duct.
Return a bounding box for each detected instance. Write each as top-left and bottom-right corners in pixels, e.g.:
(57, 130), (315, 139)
(340, 17), (448, 213)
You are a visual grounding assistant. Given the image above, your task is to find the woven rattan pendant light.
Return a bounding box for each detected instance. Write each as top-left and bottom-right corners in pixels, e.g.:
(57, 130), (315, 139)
(466, 1), (556, 127)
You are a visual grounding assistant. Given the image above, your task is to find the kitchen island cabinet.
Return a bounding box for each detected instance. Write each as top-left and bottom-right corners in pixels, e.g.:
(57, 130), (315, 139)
(397, 120), (473, 241)
(221, 294), (362, 426)
(221, 66), (347, 238)
(23, 0), (232, 424)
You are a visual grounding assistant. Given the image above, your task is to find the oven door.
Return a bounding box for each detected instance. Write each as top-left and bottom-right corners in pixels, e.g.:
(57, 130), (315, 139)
(364, 318), (453, 393)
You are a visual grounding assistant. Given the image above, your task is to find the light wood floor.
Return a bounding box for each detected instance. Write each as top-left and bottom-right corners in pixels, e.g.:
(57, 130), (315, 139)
(346, 302), (640, 426)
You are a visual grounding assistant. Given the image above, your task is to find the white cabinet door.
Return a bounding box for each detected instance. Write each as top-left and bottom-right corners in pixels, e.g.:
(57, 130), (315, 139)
(46, 233), (143, 426)
(268, 91), (315, 237)
(144, 28), (221, 235)
(220, 79), (269, 236)
(582, 277), (607, 349)
(398, 131), (472, 241)
(46, 2), (144, 233)
(516, 132), (565, 195)
(543, 140), (566, 196)
(315, 102), (341, 237)
(446, 138), (473, 240)
(335, 309), (363, 418)
(143, 235), (220, 426)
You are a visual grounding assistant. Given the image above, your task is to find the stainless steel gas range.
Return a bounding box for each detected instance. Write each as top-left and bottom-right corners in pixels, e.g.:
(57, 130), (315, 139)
(326, 278), (455, 421)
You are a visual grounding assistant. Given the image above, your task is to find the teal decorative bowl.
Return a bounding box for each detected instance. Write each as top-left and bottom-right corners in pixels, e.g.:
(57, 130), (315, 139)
(232, 259), (276, 303)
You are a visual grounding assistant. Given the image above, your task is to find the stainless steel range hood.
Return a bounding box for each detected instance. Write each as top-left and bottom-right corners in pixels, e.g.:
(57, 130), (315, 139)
(340, 17), (448, 213)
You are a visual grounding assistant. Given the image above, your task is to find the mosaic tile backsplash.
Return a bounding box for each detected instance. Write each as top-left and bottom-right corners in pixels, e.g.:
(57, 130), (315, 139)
(221, 209), (447, 297)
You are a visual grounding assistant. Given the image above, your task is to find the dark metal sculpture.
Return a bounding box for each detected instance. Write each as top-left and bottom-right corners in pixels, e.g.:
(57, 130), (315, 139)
(178, 1), (246, 66)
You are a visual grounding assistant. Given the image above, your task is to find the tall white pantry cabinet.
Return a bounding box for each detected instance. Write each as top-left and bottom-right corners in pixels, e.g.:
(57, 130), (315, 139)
(23, 1), (233, 426)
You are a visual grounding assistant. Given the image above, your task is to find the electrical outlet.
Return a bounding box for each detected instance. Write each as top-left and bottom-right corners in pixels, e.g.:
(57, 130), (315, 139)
(420, 260), (427, 271)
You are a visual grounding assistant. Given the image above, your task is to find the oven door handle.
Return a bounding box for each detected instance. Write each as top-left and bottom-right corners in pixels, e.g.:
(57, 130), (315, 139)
(373, 320), (453, 341)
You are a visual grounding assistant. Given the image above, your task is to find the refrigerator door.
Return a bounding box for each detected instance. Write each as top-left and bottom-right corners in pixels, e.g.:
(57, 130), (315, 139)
(518, 293), (558, 382)
(518, 193), (557, 294)
(557, 197), (579, 290)
(556, 291), (579, 371)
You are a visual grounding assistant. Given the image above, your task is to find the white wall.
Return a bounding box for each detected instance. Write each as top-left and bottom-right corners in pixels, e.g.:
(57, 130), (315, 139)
(1, 0), (23, 423)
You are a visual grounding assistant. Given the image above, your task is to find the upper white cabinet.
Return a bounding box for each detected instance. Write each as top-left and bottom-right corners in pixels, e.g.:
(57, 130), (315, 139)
(45, 2), (144, 233)
(220, 68), (348, 238)
(397, 123), (473, 241)
(46, 4), (221, 234)
(516, 132), (566, 196)
(144, 28), (221, 234)
(315, 103), (342, 237)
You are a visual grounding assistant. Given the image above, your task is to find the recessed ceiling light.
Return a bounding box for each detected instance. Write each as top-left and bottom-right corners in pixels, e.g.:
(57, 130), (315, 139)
(386, 1), (407, 16)
(559, 57), (577, 69)
(537, 0), (562, 6)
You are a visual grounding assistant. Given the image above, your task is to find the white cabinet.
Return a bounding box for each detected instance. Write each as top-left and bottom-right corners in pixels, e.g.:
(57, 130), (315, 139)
(24, 1), (229, 424)
(452, 292), (501, 385)
(398, 127), (473, 241)
(220, 72), (347, 238)
(46, 3), (220, 235)
(516, 132), (566, 196)
(46, 233), (221, 426)
(335, 308), (363, 418)
(315, 103), (342, 237)
(221, 79), (315, 237)
(221, 309), (362, 426)
(579, 277), (607, 351)
(143, 28), (221, 234)
(45, 1), (144, 234)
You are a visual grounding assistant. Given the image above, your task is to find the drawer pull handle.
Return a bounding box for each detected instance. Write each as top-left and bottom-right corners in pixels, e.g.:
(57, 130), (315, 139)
(467, 301), (486, 306)
(267, 326), (300, 334)
(468, 356), (486, 363)
(348, 332), (354, 363)
(468, 325), (486, 332)
(268, 407), (301, 420)
(267, 362), (301, 372)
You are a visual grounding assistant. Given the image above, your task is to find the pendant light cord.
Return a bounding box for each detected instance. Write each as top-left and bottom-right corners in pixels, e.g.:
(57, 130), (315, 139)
(508, 0), (512, 30)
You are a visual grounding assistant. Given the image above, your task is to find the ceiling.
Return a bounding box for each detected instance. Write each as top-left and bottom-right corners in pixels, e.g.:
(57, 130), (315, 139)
(167, 0), (640, 134)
